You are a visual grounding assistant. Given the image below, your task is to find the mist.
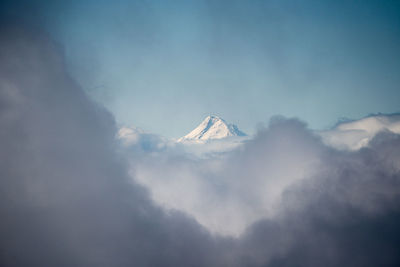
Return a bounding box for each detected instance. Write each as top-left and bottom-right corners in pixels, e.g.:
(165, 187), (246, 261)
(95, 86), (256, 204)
(1, 17), (400, 267)
(0, 25), (225, 267)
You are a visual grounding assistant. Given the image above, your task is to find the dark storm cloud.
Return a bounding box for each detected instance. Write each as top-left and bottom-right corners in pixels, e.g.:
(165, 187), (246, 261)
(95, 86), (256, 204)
(0, 25), (226, 267)
(1, 23), (400, 267)
(238, 130), (400, 267)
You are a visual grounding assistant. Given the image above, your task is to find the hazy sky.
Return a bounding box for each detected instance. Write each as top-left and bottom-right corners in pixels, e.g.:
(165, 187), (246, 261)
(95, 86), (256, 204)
(3, 2), (400, 266)
(4, 0), (400, 137)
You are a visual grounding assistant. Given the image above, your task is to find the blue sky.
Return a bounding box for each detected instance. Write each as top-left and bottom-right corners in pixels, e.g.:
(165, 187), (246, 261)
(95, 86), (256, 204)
(5, 0), (400, 137)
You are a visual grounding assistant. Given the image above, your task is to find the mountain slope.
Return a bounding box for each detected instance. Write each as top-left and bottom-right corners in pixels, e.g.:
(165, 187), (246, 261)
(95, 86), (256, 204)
(178, 115), (246, 142)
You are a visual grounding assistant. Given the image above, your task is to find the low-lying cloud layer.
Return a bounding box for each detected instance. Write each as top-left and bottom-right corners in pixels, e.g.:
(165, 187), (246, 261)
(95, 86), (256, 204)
(2, 25), (400, 267)
(124, 114), (400, 236)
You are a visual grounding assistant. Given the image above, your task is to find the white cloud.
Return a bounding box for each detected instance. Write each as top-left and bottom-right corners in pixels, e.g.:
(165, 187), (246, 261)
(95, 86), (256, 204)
(319, 114), (400, 150)
(122, 115), (400, 236)
(122, 120), (314, 236)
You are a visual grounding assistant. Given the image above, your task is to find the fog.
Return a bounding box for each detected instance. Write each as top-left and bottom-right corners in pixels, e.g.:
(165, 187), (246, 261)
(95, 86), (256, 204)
(1, 24), (400, 267)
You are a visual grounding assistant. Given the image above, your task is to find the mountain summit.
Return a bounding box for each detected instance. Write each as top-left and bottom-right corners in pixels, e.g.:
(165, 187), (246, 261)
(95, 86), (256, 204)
(178, 115), (246, 142)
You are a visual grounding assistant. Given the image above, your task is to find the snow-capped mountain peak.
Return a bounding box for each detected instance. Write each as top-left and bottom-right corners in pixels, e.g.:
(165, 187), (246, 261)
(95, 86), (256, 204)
(178, 115), (246, 142)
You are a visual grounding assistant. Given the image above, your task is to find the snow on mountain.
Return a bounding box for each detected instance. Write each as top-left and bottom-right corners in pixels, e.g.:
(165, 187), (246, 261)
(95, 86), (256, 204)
(118, 114), (400, 153)
(178, 115), (246, 142)
(117, 116), (248, 157)
(319, 114), (400, 150)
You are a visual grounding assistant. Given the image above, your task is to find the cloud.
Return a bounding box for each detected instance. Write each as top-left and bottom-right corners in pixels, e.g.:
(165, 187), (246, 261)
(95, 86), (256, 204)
(238, 130), (400, 267)
(319, 113), (400, 150)
(117, 125), (171, 152)
(126, 118), (325, 235)
(0, 25), (224, 267)
(125, 114), (400, 236)
(2, 24), (400, 267)
(126, 117), (400, 266)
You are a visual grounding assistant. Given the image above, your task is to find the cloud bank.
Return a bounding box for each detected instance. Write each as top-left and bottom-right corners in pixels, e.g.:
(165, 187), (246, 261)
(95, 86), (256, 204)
(2, 24), (400, 267)
(0, 25), (224, 267)
(125, 114), (400, 236)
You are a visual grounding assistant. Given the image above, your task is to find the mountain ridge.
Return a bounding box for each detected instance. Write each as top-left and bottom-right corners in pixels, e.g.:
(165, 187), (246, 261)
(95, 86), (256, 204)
(178, 115), (246, 142)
